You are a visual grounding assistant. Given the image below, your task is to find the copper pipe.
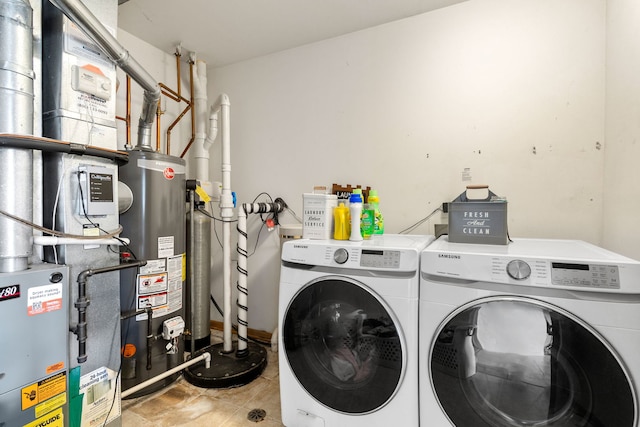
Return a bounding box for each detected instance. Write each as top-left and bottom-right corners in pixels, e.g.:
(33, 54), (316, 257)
(115, 75), (132, 148)
(176, 49), (182, 99)
(167, 103), (191, 156)
(179, 136), (194, 159)
(146, 48), (195, 155)
(159, 83), (188, 103)
(179, 60), (196, 158)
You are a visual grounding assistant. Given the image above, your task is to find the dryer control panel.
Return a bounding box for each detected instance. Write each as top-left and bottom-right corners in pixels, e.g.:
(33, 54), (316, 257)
(551, 262), (620, 289)
(421, 236), (640, 293)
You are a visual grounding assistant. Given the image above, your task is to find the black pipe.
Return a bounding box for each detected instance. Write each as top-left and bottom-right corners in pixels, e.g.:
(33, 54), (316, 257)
(120, 305), (154, 370)
(0, 134), (129, 164)
(72, 260), (147, 363)
(146, 306), (153, 370)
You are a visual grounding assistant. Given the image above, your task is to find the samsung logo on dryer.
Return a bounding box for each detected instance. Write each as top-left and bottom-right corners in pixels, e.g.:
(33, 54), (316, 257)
(438, 253), (461, 259)
(293, 244), (309, 249)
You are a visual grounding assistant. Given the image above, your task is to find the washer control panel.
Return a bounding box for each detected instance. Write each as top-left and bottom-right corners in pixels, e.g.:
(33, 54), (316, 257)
(551, 262), (620, 289)
(330, 248), (402, 268)
(360, 249), (401, 269)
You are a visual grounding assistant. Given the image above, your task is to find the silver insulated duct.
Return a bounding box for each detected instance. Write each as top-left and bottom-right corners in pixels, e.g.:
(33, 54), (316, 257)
(0, 0), (34, 273)
(48, 0), (160, 150)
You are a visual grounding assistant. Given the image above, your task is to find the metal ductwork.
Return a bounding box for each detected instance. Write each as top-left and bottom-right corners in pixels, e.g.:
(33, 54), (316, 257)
(0, 0), (35, 273)
(48, 0), (160, 150)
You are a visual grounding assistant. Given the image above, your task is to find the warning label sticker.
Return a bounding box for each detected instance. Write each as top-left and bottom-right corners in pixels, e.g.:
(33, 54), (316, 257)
(138, 273), (168, 295)
(23, 407), (64, 427)
(21, 372), (67, 411)
(39, 372), (67, 401)
(157, 236), (174, 258)
(27, 283), (63, 316)
(35, 392), (67, 419)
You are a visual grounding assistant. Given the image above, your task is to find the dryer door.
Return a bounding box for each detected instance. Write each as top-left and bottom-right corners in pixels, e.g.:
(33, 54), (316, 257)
(430, 297), (636, 427)
(283, 276), (405, 414)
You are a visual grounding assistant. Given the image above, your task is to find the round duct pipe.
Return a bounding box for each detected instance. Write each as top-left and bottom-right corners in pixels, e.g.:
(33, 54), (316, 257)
(0, 0), (35, 273)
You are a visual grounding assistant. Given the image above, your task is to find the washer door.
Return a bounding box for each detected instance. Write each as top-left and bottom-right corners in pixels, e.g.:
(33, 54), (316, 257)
(283, 276), (405, 414)
(430, 297), (636, 427)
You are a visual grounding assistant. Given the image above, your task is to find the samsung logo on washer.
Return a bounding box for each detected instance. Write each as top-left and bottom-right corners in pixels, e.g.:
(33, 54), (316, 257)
(293, 245), (308, 249)
(438, 254), (461, 259)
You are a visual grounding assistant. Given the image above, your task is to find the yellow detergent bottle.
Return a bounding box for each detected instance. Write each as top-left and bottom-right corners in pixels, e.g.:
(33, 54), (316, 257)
(333, 202), (350, 240)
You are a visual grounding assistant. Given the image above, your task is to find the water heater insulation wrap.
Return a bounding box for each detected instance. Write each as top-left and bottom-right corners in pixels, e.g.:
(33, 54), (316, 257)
(118, 149), (186, 397)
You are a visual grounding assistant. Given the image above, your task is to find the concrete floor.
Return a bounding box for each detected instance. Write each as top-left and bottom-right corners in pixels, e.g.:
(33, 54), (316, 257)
(121, 332), (284, 427)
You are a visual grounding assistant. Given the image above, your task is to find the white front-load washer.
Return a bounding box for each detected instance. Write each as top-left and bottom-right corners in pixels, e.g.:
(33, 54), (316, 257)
(279, 234), (434, 427)
(420, 236), (640, 427)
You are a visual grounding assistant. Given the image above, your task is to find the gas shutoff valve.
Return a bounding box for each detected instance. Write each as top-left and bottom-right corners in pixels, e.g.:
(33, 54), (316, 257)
(162, 316), (185, 340)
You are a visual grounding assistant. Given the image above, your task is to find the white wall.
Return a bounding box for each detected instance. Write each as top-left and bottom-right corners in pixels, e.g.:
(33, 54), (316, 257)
(603, 0), (640, 260)
(207, 0), (608, 332)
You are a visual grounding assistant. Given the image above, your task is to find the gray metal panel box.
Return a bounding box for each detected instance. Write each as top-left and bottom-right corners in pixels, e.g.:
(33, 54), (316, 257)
(42, 0), (118, 150)
(0, 264), (69, 426)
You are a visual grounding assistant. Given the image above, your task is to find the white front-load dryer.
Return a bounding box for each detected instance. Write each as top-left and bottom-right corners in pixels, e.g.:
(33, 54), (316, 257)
(279, 234), (434, 427)
(420, 236), (640, 427)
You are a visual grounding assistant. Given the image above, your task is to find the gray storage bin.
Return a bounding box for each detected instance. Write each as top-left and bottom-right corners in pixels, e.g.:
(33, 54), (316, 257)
(448, 186), (508, 245)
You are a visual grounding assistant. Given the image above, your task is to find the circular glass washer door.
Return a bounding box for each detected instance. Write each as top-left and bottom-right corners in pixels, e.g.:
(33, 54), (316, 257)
(430, 297), (636, 427)
(283, 276), (405, 414)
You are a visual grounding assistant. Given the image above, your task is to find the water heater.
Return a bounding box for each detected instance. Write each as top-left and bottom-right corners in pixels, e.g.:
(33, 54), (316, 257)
(118, 148), (186, 398)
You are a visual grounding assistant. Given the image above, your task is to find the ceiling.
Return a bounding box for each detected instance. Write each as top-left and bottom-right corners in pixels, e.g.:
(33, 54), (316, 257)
(117, 0), (467, 68)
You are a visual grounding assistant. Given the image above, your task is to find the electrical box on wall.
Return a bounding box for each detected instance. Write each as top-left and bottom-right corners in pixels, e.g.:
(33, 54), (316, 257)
(71, 64), (112, 101)
(77, 165), (116, 216)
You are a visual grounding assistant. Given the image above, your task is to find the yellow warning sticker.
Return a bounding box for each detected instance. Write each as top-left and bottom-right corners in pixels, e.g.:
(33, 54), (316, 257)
(23, 407), (64, 427)
(35, 392), (66, 419)
(39, 372), (66, 401)
(21, 383), (39, 410)
(182, 253), (186, 281)
(21, 372), (67, 410)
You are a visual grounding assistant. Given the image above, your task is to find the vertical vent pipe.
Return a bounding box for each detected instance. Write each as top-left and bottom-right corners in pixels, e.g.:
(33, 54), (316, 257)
(0, 0), (35, 273)
(48, 0), (160, 150)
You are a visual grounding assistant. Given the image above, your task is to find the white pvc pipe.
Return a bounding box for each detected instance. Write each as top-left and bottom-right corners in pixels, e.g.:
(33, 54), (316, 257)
(212, 94), (234, 353)
(235, 201), (284, 356)
(120, 351), (211, 399)
(33, 236), (130, 246)
(237, 205), (248, 354)
(193, 57), (217, 196)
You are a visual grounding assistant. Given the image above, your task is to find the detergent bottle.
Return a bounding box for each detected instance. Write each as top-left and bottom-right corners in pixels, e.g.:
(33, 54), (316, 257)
(361, 198), (374, 240)
(349, 190), (363, 241)
(333, 202), (350, 240)
(368, 189), (384, 234)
